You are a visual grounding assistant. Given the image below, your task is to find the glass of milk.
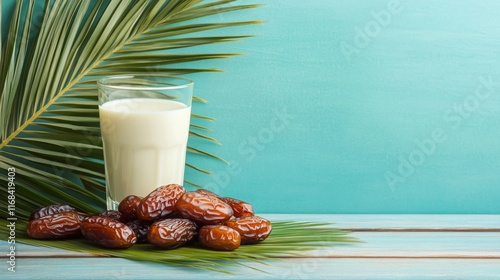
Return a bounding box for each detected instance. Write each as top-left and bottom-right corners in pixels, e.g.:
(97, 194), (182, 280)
(97, 75), (193, 210)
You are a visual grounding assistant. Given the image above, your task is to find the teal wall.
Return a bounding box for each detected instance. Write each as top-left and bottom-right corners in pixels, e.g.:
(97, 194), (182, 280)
(3, 1), (500, 213)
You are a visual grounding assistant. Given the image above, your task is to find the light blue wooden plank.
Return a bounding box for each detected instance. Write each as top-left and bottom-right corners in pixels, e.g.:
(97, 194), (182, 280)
(2, 242), (94, 257)
(261, 214), (500, 229)
(2, 258), (500, 279)
(329, 232), (500, 258)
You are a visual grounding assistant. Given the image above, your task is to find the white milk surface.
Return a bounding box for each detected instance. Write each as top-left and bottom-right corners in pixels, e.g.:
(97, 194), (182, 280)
(99, 98), (191, 203)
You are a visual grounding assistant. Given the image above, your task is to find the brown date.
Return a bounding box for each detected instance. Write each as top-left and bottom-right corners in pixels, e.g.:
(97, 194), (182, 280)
(81, 216), (137, 249)
(98, 210), (125, 223)
(147, 219), (197, 249)
(199, 225), (241, 251)
(126, 220), (151, 243)
(137, 184), (185, 221)
(175, 192), (233, 225)
(194, 189), (219, 198)
(165, 210), (183, 219)
(118, 195), (142, 221)
(221, 197), (254, 218)
(225, 216), (272, 244)
(27, 212), (81, 239)
(29, 204), (76, 221)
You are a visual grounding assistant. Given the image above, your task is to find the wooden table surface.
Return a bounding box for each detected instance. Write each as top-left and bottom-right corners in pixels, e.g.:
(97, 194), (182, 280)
(2, 214), (499, 279)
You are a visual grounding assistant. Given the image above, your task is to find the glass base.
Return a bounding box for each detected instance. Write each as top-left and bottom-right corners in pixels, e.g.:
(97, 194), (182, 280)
(107, 196), (120, 211)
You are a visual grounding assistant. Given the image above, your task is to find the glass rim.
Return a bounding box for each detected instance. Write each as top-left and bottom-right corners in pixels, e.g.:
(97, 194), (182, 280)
(97, 74), (193, 91)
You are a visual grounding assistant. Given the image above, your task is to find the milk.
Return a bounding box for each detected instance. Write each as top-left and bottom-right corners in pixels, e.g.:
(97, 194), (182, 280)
(99, 98), (191, 207)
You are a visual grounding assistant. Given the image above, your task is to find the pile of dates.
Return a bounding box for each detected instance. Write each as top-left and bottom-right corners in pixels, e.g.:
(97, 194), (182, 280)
(26, 185), (272, 251)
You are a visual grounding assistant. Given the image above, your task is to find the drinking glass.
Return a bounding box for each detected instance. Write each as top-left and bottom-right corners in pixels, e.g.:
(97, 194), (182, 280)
(97, 75), (193, 210)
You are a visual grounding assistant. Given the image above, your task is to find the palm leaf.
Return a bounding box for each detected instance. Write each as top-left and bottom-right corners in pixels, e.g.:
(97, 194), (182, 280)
(0, 0), (258, 214)
(0, 0), (357, 272)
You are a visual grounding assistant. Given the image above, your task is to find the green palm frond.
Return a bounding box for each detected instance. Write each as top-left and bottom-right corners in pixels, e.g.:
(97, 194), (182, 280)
(0, 0), (260, 216)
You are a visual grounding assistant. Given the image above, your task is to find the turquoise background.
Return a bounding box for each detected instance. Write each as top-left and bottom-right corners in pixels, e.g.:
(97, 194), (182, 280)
(3, 0), (500, 213)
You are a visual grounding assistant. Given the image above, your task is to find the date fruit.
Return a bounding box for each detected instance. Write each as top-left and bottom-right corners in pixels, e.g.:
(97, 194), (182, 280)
(29, 204), (76, 221)
(194, 189), (219, 198)
(27, 186), (271, 252)
(81, 216), (137, 249)
(98, 210), (125, 223)
(199, 225), (241, 251)
(221, 197), (254, 218)
(137, 184), (185, 221)
(147, 219), (197, 249)
(126, 220), (151, 243)
(225, 216), (272, 244)
(175, 192), (233, 225)
(118, 195), (142, 221)
(27, 212), (81, 239)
